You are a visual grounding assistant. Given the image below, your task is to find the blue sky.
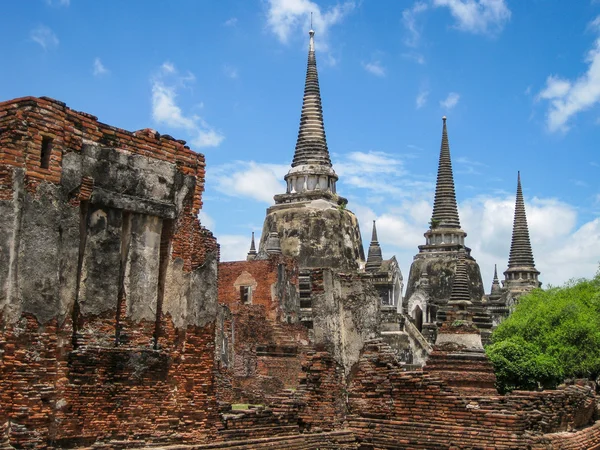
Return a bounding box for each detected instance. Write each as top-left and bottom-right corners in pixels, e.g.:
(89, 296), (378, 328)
(1, 0), (599, 289)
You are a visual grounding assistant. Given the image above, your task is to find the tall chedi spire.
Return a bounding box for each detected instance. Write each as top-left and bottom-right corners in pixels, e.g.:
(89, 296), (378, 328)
(503, 172), (541, 294)
(404, 116), (488, 346)
(421, 117), (467, 252)
(258, 27), (365, 271)
(431, 117), (461, 229)
(274, 28), (343, 207)
(365, 220), (383, 272)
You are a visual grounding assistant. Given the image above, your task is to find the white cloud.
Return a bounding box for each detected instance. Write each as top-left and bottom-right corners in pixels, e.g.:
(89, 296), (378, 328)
(265, 0), (355, 52)
(403, 52), (426, 65)
(151, 62), (224, 148)
(416, 90), (429, 108)
(199, 210), (215, 231)
(224, 17), (238, 27)
(537, 17), (600, 132)
(335, 151), (434, 200)
(219, 234), (254, 261)
(92, 57), (109, 77)
(30, 25), (59, 50)
(223, 65), (239, 79)
(46, 0), (69, 6)
(209, 161), (288, 204)
(440, 92), (460, 109)
(454, 156), (487, 175)
(433, 0), (511, 35)
(363, 61), (386, 77)
(403, 2), (429, 47)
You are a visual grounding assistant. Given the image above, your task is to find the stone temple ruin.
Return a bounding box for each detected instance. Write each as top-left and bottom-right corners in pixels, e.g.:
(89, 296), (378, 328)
(1, 29), (599, 449)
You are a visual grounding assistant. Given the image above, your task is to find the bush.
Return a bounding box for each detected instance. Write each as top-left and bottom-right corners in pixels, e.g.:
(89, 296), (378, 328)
(486, 269), (600, 393)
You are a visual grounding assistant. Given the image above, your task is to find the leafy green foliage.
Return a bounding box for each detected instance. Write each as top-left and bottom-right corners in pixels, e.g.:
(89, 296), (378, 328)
(486, 270), (600, 393)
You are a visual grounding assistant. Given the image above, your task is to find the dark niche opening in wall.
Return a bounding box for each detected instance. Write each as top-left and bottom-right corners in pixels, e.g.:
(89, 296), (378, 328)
(240, 285), (251, 304)
(41, 136), (53, 169)
(414, 305), (423, 332)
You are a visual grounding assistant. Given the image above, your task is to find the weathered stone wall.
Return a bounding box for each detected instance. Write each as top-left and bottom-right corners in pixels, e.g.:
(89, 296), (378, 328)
(404, 253), (485, 311)
(310, 269), (381, 374)
(259, 202), (365, 271)
(0, 96), (220, 448)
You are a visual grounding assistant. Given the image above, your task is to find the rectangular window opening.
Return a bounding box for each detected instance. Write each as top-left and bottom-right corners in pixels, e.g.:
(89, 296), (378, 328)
(240, 286), (251, 304)
(41, 136), (53, 169)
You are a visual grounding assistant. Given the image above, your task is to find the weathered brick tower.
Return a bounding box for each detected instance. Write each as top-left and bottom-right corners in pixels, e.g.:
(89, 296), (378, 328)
(403, 117), (491, 343)
(258, 29), (365, 271)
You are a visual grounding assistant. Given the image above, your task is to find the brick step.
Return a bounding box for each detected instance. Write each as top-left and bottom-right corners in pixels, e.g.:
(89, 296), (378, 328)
(146, 430), (357, 449)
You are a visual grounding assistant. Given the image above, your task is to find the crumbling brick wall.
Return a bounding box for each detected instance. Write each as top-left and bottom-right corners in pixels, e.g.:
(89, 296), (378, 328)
(217, 256), (309, 404)
(0, 96), (220, 448)
(347, 339), (599, 449)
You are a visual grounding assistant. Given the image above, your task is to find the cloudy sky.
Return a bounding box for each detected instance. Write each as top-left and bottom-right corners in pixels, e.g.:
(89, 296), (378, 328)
(2, 0), (599, 289)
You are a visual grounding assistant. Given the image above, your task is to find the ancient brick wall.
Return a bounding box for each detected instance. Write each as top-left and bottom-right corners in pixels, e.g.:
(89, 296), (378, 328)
(216, 256), (309, 404)
(218, 257), (298, 321)
(0, 96), (220, 448)
(347, 339), (599, 449)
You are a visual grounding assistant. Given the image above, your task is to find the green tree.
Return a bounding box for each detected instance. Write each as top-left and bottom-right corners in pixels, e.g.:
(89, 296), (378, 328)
(486, 269), (600, 393)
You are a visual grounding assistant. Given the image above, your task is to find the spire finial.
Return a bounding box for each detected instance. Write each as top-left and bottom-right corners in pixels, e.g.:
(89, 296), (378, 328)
(371, 220), (378, 242)
(493, 264), (498, 281)
(430, 115), (461, 229)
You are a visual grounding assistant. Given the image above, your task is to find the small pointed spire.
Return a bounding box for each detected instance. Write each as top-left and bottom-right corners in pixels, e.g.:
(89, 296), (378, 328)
(449, 251), (471, 304)
(291, 28), (331, 168)
(365, 220), (383, 272)
(490, 264), (502, 295)
(247, 232), (258, 261)
(371, 219), (379, 242)
(430, 116), (461, 229)
(507, 172), (536, 269)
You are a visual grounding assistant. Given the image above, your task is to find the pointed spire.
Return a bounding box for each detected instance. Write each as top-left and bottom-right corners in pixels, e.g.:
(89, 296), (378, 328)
(247, 232), (257, 261)
(431, 117), (461, 229)
(490, 264), (502, 295)
(365, 220), (383, 272)
(449, 251), (471, 304)
(371, 219), (379, 242)
(507, 172), (536, 269)
(291, 28), (332, 168)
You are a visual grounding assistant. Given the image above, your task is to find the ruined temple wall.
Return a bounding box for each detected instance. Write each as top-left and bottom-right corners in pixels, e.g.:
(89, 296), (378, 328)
(347, 340), (598, 449)
(216, 257), (308, 403)
(310, 269), (381, 374)
(218, 257), (299, 322)
(0, 96), (220, 448)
